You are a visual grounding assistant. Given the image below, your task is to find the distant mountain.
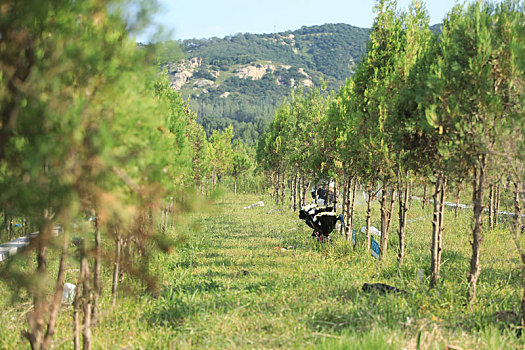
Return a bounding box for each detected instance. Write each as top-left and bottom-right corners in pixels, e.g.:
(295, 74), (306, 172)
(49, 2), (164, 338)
(160, 23), (439, 145)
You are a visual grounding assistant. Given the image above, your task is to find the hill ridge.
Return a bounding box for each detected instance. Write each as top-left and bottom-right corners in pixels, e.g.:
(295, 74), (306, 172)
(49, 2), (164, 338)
(160, 23), (439, 145)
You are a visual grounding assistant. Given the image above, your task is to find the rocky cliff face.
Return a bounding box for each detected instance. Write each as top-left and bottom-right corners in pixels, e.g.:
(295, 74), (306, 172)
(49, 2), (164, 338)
(234, 64), (272, 80)
(161, 57), (203, 90)
(162, 59), (314, 94)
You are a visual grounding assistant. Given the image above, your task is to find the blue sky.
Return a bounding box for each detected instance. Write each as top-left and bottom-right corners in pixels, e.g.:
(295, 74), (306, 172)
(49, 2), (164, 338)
(136, 0), (467, 42)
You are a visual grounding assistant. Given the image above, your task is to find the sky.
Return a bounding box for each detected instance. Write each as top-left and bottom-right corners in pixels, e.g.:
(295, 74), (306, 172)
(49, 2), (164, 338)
(136, 0), (468, 43)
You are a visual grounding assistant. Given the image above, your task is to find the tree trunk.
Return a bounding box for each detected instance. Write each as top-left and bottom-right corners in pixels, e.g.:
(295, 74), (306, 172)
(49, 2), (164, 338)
(366, 182), (372, 251)
(8, 216), (13, 240)
(292, 174), (298, 211)
(301, 178), (309, 208)
(398, 176), (410, 266)
(73, 292), (81, 350)
(162, 207), (166, 234)
(342, 175), (349, 238)
(171, 197), (176, 229)
(24, 224), (50, 350)
(91, 216), (101, 326)
(333, 180), (338, 207)
(2, 209), (6, 239)
(205, 175), (209, 197)
(350, 179), (357, 247)
(430, 173), (446, 287)
(275, 172), (280, 205)
(408, 178), (413, 207)
(495, 184), (501, 227)
(380, 181), (396, 261)
(423, 183), (428, 209)
(41, 229), (69, 349)
(280, 173), (285, 206)
(289, 175), (293, 210)
(112, 236), (122, 306)
(489, 184), (494, 230)
(467, 155), (487, 304)
(297, 174), (301, 210)
(81, 254), (92, 350)
(511, 181), (525, 327)
(455, 183), (462, 218)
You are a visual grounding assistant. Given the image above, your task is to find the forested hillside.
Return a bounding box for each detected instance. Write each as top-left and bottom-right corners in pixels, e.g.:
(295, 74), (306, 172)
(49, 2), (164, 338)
(158, 23), (370, 144)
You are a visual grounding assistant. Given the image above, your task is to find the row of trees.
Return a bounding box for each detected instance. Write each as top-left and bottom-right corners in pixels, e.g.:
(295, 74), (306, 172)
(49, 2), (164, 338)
(258, 0), (525, 319)
(0, 1), (254, 349)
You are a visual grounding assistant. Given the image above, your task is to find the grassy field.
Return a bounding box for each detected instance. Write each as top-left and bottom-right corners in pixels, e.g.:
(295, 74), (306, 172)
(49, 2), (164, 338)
(1, 192), (524, 349)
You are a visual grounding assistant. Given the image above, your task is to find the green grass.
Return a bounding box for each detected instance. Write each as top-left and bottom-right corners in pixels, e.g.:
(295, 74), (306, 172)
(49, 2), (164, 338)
(1, 192), (523, 349)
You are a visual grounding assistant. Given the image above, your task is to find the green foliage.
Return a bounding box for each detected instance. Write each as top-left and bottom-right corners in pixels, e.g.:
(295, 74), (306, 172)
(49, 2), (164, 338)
(149, 40), (185, 64)
(179, 24), (369, 81)
(209, 125), (234, 180)
(0, 0), (201, 347)
(162, 24), (370, 145)
(231, 140), (252, 180)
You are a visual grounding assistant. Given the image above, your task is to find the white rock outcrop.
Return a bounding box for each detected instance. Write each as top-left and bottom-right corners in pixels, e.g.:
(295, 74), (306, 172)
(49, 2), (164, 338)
(302, 79), (314, 87)
(298, 68), (309, 77)
(234, 65), (269, 80)
(195, 79), (214, 88)
(162, 57), (203, 90)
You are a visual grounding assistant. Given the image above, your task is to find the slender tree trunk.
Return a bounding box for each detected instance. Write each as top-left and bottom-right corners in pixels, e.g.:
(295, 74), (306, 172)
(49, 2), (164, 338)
(24, 224), (50, 350)
(342, 175), (349, 238)
(2, 209), (6, 239)
(270, 172), (274, 200)
(297, 174), (300, 209)
(73, 241), (88, 350)
(350, 179), (357, 247)
(171, 197), (176, 229)
(408, 178), (413, 207)
(73, 291), (81, 350)
(511, 181), (525, 327)
(112, 236), (122, 306)
(289, 175), (293, 210)
(234, 176), (237, 194)
(333, 180), (338, 207)
(489, 184), (495, 230)
(81, 253), (92, 350)
(275, 172), (280, 205)
(423, 184), (428, 210)
(72, 241), (92, 350)
(380, 181), (396, 261)
(430, 173), (446, 287)
(467, 156), (487, 304)
(495, 184), (500, 227)
(91, 216), (101, 326)
(366, 182), (372, 251)
(455, 183), (462, 218)
(301, 178), (309, 208)
(387, 188), (396, 237)
(398, 176), (410, 266)
(292, 174), (298, 211)
(205, 175), (209, 197)
(280, 173), (285, 206)
(41, 229), (69, 350)
(8, 216), (13, 240)
(438, 176), (446, 274)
